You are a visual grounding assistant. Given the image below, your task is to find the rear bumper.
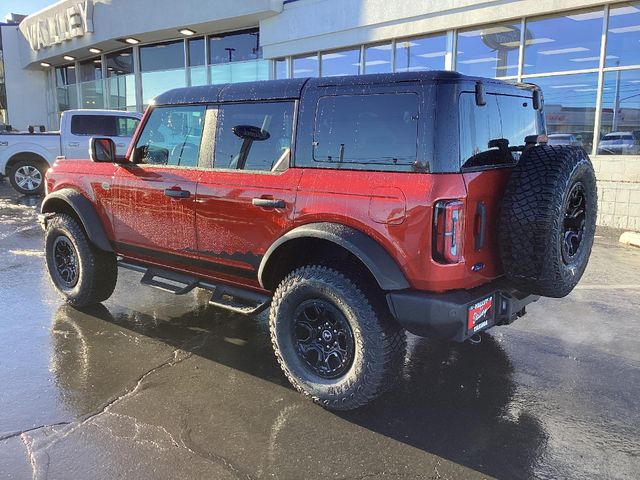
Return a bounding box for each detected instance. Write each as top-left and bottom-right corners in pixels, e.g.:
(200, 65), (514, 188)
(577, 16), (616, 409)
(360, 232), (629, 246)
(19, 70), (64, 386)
(386, 280), (539, 342)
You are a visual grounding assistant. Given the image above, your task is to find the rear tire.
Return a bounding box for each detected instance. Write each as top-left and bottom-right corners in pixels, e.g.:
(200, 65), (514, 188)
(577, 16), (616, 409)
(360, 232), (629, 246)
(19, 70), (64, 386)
(269, 265), (406, 410)
(499, 145), (597, 298)
(9, 158), (47, 195)
(45, 213), (117, 307)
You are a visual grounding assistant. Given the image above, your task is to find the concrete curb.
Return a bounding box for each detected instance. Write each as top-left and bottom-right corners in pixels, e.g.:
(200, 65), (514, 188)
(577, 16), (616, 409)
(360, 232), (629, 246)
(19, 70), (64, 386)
(619, 232), (640, 248)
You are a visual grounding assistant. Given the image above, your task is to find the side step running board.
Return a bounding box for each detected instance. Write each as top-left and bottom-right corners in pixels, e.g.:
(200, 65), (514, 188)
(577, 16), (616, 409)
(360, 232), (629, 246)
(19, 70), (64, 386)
(202, 281), (270, 315)
(141, 268), (198, 295)
(119, 261), (270, 316)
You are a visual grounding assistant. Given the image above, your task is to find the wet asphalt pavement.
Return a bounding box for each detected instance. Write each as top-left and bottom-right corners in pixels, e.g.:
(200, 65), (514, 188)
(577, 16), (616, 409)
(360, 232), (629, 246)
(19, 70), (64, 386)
(0, 180), (639, 480)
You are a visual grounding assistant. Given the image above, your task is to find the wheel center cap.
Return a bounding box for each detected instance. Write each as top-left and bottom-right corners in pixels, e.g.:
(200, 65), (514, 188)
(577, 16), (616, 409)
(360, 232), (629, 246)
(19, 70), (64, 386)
(321, 330), (333, 342)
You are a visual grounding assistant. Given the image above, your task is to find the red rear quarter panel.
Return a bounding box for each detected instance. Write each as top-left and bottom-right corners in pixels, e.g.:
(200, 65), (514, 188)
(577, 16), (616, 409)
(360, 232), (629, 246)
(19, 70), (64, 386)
(296, 168), (505, 292)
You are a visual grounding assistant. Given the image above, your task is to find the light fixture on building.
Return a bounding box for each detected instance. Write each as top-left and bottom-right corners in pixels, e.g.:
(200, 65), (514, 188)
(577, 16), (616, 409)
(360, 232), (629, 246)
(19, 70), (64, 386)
(40, 62), (51, 67)
(124, 37), (140, 45)
(89, 47), (102, 54)
(93, 59), (102, 63)
(179, 28), (196, 36)
(63, 55), (75, 61)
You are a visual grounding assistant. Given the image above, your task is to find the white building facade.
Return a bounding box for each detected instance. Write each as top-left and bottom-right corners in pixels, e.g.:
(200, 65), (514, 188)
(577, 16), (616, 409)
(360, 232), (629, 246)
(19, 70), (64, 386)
(0, 0), (639, 229)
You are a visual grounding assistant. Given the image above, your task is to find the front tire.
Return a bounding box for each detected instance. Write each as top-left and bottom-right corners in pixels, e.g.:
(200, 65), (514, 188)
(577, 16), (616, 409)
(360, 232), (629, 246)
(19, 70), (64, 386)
(269, 265), (406, 410)
(9, 158), (47, 195)
(45, 213), (117, 307)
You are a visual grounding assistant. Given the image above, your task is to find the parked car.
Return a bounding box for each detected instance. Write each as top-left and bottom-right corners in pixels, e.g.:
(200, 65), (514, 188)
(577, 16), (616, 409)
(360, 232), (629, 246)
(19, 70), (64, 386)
(597, 131), (640, 155)
(39, 72), (597, 410)
(0, 109), (141, 195)
(547, 133), (582, 147)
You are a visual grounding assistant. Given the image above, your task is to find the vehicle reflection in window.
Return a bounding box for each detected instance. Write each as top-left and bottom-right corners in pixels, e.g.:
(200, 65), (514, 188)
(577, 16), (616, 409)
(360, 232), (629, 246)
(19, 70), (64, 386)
(133, 105), (205, 167)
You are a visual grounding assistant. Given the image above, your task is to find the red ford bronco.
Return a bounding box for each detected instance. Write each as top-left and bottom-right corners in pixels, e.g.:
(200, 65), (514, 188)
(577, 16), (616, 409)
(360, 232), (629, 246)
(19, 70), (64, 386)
(40, 72), (597, 410)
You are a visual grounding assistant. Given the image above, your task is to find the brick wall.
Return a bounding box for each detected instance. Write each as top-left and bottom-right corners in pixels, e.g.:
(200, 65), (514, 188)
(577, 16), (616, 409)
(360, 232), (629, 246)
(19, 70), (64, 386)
(592, 155), (640, 232)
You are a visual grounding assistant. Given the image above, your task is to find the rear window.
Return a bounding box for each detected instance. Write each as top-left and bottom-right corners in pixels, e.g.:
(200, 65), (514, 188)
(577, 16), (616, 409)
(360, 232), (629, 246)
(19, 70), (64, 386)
(459, 92), (539, 169)
(313, 93), (418, 166)
(71, 115), (140, 136)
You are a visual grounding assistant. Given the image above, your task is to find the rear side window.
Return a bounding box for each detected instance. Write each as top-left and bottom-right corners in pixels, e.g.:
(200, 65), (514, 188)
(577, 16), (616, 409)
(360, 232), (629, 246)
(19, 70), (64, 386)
(117, 116), (140, 137)
(132, 105), (205, 167)
(459, 93), (538, 169)
(313, 93), (418, 166)
(71, 114), (139, 137)
(213, 101), (294, 171)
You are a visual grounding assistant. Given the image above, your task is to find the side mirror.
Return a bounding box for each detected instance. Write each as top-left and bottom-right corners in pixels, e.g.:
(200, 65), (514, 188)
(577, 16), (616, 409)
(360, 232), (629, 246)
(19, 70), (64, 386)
(90, 137), (117, 163)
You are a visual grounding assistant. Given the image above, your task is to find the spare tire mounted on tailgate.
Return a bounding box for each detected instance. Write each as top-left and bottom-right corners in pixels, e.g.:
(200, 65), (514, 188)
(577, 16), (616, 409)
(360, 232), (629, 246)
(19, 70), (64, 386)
(499, 145), (597, 298)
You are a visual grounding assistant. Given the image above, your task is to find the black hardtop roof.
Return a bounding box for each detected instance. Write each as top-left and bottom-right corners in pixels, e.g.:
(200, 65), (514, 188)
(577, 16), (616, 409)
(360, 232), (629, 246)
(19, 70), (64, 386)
(152, 71), (538, 106)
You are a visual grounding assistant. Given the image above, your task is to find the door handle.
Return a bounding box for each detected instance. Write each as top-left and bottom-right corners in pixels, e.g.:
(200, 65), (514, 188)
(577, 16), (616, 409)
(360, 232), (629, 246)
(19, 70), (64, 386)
(252, 197), (285, 209)
(164, 188), (190, 199)
(68, 142), (80, 147)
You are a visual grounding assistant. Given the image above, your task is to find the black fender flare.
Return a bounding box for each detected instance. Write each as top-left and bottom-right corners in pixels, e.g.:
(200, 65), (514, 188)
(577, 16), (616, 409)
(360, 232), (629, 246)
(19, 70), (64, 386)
(41, 189), (113, 252)
(258, 222), (410, 291)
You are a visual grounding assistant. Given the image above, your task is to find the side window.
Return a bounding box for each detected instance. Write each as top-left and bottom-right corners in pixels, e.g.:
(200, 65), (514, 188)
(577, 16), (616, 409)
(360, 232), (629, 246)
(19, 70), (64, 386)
(70, 115), (117, 136)
(213, 102), (294, 171)
(313, 93), (418, 166)
(132, 105), (205, 167)
(116, 117), (140, 137)
(459, 93), (538, 169)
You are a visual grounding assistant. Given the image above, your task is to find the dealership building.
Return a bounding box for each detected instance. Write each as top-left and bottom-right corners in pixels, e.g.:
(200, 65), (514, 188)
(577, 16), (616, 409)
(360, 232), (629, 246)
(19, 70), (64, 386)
(0, 0), (639, 230)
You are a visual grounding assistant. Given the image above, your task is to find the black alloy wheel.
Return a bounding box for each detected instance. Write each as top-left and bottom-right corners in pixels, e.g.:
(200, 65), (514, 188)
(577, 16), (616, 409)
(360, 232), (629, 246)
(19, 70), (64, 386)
(292, 299), (355, 379)
(53, 235), (79, 287)
(562, 182), (586, 264)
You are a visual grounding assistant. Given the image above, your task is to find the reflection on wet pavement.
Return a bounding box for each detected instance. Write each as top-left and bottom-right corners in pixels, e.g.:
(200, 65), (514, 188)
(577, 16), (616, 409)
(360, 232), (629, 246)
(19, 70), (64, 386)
(1, 180), (639, 479)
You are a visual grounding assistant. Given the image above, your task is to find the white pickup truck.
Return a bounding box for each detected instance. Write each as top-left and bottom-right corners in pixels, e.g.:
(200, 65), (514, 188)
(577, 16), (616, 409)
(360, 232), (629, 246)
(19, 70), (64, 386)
(0, 109), (142, 195)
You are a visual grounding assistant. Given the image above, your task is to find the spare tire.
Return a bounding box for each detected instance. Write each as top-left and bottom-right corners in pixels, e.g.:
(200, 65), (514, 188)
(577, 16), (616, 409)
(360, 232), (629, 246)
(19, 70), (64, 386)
(499, 145), (597, 298)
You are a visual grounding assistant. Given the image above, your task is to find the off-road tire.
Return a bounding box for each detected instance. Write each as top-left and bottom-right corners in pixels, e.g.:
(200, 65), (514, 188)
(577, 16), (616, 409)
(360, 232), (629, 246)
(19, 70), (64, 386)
(499, 145), (597, 298)
(45, 213), (117, 307)
(9, 158), (47, 195)
(269, 265), (406, 410)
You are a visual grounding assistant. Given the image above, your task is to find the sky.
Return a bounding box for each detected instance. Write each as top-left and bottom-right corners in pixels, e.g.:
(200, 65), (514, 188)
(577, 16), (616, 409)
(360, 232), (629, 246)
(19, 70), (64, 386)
(1, 0), (53, 19)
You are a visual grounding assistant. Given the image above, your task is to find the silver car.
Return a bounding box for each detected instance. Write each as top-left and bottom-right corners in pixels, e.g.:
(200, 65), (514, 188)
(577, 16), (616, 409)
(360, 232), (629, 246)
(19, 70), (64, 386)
(597, 131), (640, 155)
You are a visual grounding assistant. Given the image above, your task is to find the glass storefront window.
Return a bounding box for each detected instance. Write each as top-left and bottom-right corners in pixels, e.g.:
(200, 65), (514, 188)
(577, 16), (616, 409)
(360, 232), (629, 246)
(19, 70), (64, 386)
(292, 54), (319, 78)
(55, 65), (79, 112)
(106, 49), (133, 76)
(140, 40), (185, 71)
(598, 69), (640, 155)
(364, 43), (391, 74)
(188, 38), (205, 66)
(321, 48), (360, 77)
(78, 58), (104, 109)
(188, 38), (207, 87)
(140, 40), (186, 105)
(209, 28), (260, 64)
(105, 49), (134, 110)
(395, 33), (447, 72)
(606, 2), (640, 68)
(209, 59), (269, 84)
(275, 58), (288, 79)
(456, 23), (521, 78)
(529, 73), (599, 152)
(524, 9), (603, 74)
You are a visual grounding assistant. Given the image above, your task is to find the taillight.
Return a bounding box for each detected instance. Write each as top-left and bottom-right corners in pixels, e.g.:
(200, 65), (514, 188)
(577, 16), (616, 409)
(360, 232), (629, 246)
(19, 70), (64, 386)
(433, 199), (464, 264)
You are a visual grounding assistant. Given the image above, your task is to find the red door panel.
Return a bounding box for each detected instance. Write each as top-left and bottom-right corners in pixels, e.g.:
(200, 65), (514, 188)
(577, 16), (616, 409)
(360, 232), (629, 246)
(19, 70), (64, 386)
(110, 165), (201, 261)
(194, 168), (302, 288)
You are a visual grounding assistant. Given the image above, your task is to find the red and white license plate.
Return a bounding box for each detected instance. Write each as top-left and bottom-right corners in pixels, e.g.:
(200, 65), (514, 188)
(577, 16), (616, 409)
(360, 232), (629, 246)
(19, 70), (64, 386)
(467, 296), (494, 332)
